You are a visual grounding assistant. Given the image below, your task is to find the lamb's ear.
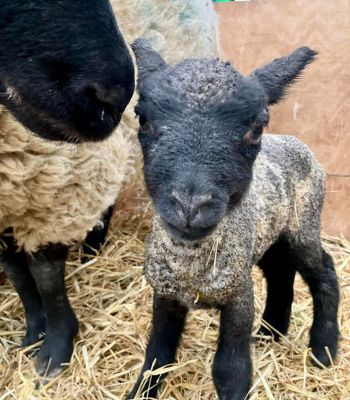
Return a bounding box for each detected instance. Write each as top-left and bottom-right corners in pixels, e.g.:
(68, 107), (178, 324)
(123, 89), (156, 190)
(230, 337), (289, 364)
(251, 47), (317, 105)
(131, 38), (167, 85)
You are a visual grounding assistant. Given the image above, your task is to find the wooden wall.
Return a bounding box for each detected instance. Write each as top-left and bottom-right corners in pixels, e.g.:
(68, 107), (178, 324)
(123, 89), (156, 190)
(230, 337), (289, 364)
(215, 0), (350, 238)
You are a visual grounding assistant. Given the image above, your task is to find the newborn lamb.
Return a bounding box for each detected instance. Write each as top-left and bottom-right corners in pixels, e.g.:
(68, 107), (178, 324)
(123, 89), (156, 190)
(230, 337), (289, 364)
(128, 39), (340, 400)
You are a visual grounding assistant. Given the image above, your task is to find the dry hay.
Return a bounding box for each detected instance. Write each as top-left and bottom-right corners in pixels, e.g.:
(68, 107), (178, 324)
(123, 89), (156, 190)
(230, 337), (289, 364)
(0, 188), (349, 400)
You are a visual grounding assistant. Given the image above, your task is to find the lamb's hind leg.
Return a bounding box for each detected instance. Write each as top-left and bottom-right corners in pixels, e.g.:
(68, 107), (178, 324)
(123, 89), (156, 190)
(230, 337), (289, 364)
(27, 244), (79, 377)
(258, 239), (296, 340)
(294, 244), (339, 366)
(0, 235), (45, 346)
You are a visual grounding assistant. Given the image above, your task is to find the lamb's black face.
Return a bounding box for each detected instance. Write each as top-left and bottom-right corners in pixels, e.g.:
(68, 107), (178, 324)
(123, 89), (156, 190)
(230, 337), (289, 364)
(132, 39), (316, 242)
(0, 0), (134, 142)
(136, 61), (269, 241)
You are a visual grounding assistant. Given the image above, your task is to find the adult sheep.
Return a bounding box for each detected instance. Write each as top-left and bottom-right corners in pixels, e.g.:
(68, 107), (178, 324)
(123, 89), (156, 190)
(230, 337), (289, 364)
(0, 0), (219, 378)
(0, 0), (134, 142)
(0, 0), (135, 378)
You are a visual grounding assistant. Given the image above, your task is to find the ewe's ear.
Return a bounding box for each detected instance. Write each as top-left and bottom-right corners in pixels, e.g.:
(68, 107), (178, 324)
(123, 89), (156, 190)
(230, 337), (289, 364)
(131, 38), (167, 85)
(251, 47), (317, 105)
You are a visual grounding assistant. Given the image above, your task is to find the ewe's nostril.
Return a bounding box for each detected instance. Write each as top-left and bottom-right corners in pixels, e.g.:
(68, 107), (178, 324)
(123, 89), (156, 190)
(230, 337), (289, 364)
(84, 82), (128, 113)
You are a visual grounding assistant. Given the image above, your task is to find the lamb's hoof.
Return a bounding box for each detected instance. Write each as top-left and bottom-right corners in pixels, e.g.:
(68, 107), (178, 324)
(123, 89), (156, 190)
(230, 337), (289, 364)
(310, 345), (337, 368)
(310, 323), (339, 368)
(35, 336), (74, 377)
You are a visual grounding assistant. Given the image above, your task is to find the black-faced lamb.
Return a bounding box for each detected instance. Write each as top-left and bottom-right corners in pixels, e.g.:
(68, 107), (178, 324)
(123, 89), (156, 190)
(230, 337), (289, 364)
(128, 38), (340, 400)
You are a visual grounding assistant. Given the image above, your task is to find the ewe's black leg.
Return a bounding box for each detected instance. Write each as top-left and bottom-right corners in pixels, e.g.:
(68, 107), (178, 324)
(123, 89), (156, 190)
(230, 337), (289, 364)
(296, 246), (339, 367)
(258, 240), (296, 340)
(213, 288), (254, 400)
(128, 295), (188, 399)
(27, 244), (78, 377)
(83, 205), (114, 258)
(0, 236), (45, 346)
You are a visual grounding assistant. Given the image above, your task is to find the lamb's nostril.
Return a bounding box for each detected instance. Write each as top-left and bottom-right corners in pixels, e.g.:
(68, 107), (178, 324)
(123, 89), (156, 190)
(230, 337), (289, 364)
(170, 189), (214, 229)
(189, 193), (213, 226)
(170, 189), (189, 227)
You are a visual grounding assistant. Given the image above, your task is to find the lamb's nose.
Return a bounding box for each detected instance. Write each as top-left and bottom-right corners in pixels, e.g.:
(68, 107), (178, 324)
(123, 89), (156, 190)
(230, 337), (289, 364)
(171, 189), (213, 228)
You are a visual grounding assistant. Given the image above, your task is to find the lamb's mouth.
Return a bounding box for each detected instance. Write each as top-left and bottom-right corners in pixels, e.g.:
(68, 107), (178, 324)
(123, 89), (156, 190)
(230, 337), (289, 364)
(162, 220), (217, 242)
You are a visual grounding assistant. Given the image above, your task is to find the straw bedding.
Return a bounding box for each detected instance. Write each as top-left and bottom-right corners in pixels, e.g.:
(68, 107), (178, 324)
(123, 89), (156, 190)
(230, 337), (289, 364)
(0, 187), (349, 400)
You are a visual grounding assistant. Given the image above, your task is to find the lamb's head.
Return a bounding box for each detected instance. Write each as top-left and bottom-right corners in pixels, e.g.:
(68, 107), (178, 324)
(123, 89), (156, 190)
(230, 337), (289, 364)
(132, 38), (316, 241)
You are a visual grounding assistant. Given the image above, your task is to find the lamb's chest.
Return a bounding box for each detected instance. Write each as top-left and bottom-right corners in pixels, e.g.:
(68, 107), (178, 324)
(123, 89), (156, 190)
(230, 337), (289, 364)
(144, 228), (250, 307)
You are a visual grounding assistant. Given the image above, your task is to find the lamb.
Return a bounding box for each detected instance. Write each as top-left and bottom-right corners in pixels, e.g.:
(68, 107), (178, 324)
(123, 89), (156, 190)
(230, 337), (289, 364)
(128, 39), (340, 400)
(0, 0), (220, 378)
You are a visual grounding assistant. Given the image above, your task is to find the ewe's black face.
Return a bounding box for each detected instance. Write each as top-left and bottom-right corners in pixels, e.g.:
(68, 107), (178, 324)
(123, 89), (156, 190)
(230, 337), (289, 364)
(132, 39), (316, 241)
(0, 0), (134, 142)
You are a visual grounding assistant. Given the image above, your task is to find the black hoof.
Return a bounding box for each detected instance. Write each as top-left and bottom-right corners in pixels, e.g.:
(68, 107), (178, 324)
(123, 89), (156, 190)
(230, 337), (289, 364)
(310, 322), (339, 368)
(21, 316), (46, 347)
(35, 336), (75, 377)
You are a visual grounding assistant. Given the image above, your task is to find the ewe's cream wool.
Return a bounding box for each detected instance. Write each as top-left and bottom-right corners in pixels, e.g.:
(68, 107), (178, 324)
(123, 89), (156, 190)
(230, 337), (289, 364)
(0, 105), (134, 252)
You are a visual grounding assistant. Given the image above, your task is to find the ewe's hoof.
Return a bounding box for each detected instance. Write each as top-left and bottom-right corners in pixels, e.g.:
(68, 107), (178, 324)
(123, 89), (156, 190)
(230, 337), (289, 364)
(35, 336), (74, 377)
(21, 313), (46, 347)
(21, 327), (45, 348)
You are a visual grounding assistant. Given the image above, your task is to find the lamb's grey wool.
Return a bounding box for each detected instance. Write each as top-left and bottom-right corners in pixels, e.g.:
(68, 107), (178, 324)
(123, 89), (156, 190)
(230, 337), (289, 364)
(145, 134), (323, 308)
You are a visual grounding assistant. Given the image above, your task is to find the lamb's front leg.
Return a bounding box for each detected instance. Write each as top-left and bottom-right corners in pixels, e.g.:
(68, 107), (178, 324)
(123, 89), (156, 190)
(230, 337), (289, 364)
(27, 244), (78, 377)
(128, 294), (188, 399)
(213, 281), (254, 400)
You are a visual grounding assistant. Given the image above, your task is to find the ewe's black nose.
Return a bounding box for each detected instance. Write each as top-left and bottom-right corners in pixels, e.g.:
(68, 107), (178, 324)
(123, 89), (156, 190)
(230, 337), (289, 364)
(171, 189), (213, 229)
(84, 82), (130, 117)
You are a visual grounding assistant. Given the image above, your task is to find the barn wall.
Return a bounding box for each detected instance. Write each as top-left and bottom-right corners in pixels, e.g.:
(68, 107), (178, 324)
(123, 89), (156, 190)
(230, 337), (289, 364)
(215, 0), (350, 238)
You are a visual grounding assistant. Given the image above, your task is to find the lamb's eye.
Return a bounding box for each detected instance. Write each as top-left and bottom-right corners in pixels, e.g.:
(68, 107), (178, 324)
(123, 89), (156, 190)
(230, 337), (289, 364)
(139, 116), (155, 135)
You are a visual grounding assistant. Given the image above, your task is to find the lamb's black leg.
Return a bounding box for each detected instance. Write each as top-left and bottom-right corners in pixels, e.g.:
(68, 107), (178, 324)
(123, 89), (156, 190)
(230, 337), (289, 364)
(295, 246), (339, 367)
(258, 240), (296, 340)
(83, 205), (114, 258)
(128, 294), (188, 399)
(212, 285), (254, 400)
(27, 244), (78, 377)
(0, 236), (45, 346)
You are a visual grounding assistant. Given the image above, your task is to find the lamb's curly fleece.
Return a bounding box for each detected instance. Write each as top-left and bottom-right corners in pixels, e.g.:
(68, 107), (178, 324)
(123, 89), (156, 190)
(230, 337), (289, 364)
(0, 1), (219, 252)
(145, 135), (325, 308)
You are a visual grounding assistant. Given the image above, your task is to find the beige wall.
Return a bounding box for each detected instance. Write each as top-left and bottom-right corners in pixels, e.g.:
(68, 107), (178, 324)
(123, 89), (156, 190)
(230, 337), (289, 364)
(216, 0), (350, 238)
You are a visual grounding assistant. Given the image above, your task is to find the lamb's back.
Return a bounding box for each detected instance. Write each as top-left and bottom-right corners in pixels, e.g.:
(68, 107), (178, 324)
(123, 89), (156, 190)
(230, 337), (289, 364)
(250, 134), (325, 261)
